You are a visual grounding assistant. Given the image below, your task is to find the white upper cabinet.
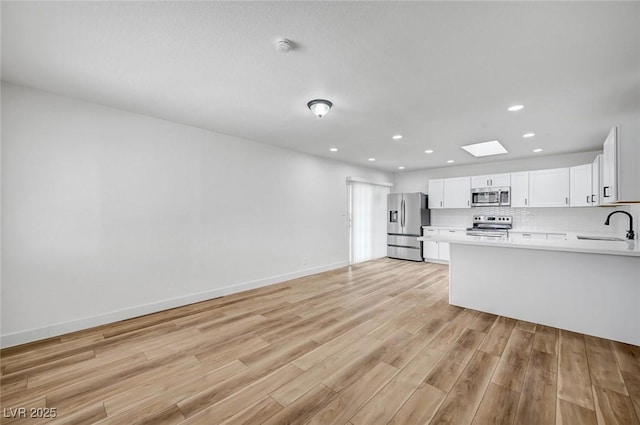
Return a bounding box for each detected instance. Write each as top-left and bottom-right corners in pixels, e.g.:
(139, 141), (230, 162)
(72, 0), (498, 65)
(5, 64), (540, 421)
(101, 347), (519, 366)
(443, 176), (471, 208)
(591, 154), (601, 206)
(529, 168), (570, 207)
(510, 171), (529, 207)
(428, 179), (444, 209)
(602, 126), (617, 203)
(570, 163), (592, 207)
(470, 173), (510, 188)
(600, 124), (640, 204)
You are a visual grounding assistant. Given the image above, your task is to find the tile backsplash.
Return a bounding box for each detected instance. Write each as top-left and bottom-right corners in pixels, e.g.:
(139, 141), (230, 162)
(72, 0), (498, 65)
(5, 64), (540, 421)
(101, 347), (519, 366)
(431, 205), (636, 236)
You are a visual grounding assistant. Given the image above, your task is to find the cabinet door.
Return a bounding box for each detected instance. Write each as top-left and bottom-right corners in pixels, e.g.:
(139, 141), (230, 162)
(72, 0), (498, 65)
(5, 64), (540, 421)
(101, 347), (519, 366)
(439, 242), (451, 261)
(510, 172), (529, 207)
(423, 240), (439, 259)
(591, 155), (601, 206)
(471, 175), (491, 188)
(602, 127), (617, 204)
(529, 168), (570, 207)
(443, 177), (471, 208)
(471, 174), (510, 188)
(491, 173), (511, 187)
(570, 164), (592, 207)
(428, 179), (444, 209)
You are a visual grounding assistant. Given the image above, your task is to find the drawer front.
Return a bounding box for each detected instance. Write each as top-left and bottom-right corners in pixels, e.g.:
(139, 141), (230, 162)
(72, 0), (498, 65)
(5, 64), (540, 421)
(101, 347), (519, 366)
(387, 235), (421, 248)
(387, 246), (423, 262)
(511, 232), (546, 240)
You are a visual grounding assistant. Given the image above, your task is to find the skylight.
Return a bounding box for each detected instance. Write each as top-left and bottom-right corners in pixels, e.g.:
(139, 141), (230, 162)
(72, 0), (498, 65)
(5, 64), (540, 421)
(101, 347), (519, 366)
(461, 140), (508, 157)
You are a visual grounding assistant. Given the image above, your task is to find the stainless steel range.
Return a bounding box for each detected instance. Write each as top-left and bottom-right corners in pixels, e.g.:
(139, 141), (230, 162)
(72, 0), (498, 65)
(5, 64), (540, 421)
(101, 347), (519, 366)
(466, 215), (512, 238)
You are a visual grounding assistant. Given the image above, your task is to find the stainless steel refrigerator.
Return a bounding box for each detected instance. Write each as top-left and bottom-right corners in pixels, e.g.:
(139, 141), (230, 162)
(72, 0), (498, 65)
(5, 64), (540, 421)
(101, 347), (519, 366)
(387, 192), (430, 261)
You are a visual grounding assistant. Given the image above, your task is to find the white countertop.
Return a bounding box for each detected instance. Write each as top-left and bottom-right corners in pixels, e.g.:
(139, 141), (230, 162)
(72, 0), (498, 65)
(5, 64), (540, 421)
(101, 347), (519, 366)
(418, 232), (640, 257)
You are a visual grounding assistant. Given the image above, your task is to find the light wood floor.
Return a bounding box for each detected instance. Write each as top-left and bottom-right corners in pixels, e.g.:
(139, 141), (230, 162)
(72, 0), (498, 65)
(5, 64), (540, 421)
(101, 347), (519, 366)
(1, 258), (639, 425)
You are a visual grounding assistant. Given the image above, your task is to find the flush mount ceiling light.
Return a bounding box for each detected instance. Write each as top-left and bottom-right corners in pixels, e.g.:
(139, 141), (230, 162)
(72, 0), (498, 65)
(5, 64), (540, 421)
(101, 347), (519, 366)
(508, 105), (524, 112)
(368, 158), (376, 162)
(523, 132), (536, 138)
(533, 148), (543, 153)
(447, 160), (455, 163)
(461, 139), (508, 157)
(329, 148), (338, 152)
(275, 38), (293, 53)
(425, 149), (434, 154)
(392, 135), (403, 140)
(398, 166), (405, 170)
(307, 99), (332, 118)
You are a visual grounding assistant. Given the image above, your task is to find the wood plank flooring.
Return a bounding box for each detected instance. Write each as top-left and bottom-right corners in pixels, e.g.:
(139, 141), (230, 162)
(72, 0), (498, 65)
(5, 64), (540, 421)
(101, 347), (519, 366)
(1, 258), (639, 424)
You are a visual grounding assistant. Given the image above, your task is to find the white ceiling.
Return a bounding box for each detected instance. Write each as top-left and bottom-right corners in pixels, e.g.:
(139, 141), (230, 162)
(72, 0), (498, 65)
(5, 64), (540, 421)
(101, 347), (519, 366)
(2, 1), (639, 172)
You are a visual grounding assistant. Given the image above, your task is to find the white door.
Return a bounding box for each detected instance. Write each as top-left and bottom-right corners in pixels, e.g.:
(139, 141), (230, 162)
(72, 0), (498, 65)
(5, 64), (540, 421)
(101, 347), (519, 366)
(428, 179), (444, 209)
(510, 172), (529, 207)
(491, 173), (511, 187)
(591, 155), (601, 206)
(602, 127), (617, 203)
(348, 181), (390, 264)
(570, 164), (592, 207)
(529, 168), (570, 207)
(443, 177), (471, 208)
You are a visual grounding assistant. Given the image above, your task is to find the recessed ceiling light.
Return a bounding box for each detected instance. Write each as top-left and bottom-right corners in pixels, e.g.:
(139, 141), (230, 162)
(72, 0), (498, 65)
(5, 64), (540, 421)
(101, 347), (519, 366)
(447, 160), (455, 163)
(508, 105), (524, 112)
(523, 132), (535, 138)
(398, 166), (405, 170)
(368, 158), (376, 162)
(329, 148), (338, 152)
(533, 148), (543, 153)
(461, 140), (508, 157)
(392, 135), (403, 140)
(425, 150), (434, 154)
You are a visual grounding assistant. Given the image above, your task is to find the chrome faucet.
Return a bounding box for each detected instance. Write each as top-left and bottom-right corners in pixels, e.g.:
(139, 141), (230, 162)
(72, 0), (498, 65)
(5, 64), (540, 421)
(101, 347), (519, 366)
(604, 211), (635, 240)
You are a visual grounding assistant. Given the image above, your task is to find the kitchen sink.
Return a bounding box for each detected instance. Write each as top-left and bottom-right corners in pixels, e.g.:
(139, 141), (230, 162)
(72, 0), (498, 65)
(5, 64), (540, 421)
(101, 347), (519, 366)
(576, 235), (626, 241)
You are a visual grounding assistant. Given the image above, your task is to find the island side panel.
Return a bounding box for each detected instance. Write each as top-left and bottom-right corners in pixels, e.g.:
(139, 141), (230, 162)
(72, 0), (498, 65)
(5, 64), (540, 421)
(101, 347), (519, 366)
(449, 243), (640, 346)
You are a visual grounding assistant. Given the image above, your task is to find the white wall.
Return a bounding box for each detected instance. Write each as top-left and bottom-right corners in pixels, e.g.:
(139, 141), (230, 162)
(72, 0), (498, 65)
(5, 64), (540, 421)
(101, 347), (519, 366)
(0, 83), (392, 347)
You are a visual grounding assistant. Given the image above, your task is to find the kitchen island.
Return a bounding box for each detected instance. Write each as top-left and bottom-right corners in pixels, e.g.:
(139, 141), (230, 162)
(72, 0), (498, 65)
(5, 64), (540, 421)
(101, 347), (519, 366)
(418, 233), (640, 345)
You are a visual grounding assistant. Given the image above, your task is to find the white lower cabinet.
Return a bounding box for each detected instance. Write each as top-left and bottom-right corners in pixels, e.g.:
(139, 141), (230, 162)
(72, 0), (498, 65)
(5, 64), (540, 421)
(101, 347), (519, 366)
(422, 228), (464, 263)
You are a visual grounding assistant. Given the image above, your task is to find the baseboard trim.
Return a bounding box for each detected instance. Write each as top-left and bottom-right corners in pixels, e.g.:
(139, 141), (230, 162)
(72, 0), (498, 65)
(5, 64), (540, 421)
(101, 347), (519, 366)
(1, 261), (349, 348)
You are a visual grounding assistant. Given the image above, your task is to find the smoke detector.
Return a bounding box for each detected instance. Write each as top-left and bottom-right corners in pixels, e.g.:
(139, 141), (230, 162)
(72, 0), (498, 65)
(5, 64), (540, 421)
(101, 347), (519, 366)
(275, 39), (293, 53)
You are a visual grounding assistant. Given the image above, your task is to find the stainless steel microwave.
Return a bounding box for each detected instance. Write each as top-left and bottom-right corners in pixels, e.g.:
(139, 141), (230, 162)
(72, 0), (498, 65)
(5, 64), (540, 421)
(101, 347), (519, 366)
(470, 187), (511, 207)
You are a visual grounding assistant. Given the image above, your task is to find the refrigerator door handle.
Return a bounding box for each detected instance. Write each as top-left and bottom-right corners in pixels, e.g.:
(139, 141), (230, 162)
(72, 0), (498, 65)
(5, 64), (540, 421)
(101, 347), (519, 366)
(401, 199), (405, 228)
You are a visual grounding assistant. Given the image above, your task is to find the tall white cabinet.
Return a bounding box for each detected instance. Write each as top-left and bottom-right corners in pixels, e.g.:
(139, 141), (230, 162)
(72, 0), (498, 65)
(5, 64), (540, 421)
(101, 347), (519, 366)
(602, 127), (617, 203)
(600, 125), (640, 204)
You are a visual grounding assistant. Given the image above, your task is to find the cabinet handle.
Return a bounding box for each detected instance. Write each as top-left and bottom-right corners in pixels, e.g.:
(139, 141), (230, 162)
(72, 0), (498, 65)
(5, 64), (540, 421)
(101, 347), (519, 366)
(603, 186), (610, 198)
(565, 197), (568, 204)
(525, 198), (527, 206)
(467, 200), (470, 206)
(586, 195), (590, 203)
(523, 233), (531, 237)
(440, 201), (443, 207)
(449, 230), (456, 233)
(591, 194), (595, 203)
